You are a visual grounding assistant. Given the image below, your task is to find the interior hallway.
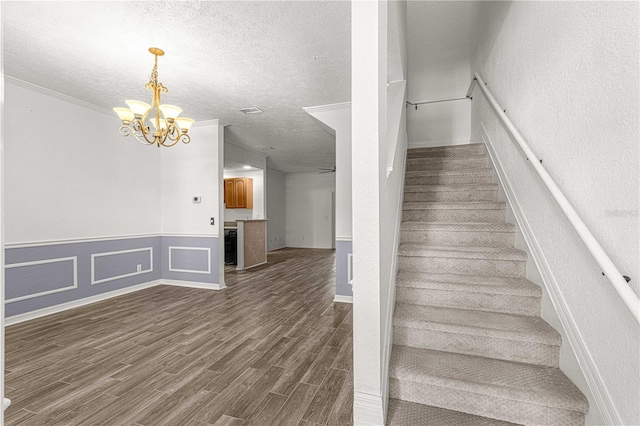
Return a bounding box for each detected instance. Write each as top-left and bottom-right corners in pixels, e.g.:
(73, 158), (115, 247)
(4, 248), (353, 426)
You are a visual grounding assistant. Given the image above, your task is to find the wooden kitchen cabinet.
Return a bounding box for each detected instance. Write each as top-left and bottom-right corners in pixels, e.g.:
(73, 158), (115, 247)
(224, 177), (253, 209)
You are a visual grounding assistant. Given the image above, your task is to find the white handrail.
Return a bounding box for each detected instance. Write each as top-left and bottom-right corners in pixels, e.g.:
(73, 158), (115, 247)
(468, 72), (640, 325)
(406, 97), (468, 108)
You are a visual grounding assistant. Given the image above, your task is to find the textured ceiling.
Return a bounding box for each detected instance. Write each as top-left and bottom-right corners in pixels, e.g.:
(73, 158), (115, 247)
(407, 1), (474, 100)
(2, 1), (351, 173)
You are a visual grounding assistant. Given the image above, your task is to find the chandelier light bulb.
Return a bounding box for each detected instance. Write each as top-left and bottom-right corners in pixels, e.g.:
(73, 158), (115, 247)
(113, 47), (194, 147)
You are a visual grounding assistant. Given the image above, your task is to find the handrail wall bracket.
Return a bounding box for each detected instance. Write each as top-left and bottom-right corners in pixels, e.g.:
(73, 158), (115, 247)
(467, 72), (639, 325)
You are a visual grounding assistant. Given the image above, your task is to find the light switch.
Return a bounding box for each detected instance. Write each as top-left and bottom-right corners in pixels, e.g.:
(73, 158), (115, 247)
(193, 196), (202, 203)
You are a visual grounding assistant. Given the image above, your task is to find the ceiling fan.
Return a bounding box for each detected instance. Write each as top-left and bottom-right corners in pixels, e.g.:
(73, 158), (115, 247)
(319, 166), (336, 174)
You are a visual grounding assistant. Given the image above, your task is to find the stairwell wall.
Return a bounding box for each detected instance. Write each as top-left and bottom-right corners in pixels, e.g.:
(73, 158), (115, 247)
(406, 1), (472, 148)
(470, 2), (639, 423)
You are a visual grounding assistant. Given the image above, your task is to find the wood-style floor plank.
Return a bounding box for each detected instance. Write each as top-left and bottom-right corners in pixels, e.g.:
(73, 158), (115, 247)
(5, 248), (353, 425)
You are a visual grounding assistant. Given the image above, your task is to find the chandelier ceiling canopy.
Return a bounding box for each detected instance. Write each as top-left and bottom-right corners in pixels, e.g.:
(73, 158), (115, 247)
(113, 47), (194, 147)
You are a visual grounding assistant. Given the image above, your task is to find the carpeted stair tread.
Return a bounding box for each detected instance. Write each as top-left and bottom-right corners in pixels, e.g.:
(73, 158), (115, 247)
(387, 398), (519, 426)
(405, 169), (492, 179)
(407, 158), (488, 171)
(389, 346), (589, 413)
(396, 271), (541, 297)
(406, 168), (491, 177)
(401, 221), (514, 233)
(399, 244), (527, 261)
(404, 201), (505, 210)
(404, 183), (498, 193)
(394, 303), (560, 345)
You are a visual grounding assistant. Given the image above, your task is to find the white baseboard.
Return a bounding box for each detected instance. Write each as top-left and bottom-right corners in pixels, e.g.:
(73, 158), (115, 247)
(5, 279), (227, 326)
(333, 295), (353, 304)
(354, 391), (385, 425)
(162, 280), (226, 290)
(482, 124), (621, 425)
(408, 138), (470, 149)
(5, 280), (162, 326)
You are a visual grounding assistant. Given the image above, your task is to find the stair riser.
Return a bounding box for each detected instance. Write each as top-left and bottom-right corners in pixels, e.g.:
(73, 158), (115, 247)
(408, 145), (485, 156)
(403, 209), (505, 223)
(404, 190), (498, 202)
(389, 379), (586, 426)
(406, 159), (488, 172)
(407, 149), (485, 160)
(395, 287), (540, 316)
(405, 175), (494, 185)
(400, 230), (514, 247)
(393, 326), (559, 367)
(399, 256), (526, 278)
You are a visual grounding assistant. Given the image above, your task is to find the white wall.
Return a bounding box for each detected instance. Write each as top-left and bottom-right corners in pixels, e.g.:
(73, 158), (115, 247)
(304, 103), (352, 239)
(161, 121), (223, 237)
(4, 79), (161, 243)
(1, 36), (6, 423)
(223, 169), (264, 221)
(266, 168), (286, 251)
(471, 2), (639, 424)
(407, 1), (473, 148)
(285, 172), (335, 249)
(352, 0), (407, 423)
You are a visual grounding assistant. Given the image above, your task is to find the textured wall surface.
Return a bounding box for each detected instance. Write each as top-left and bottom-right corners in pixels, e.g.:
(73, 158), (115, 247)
(266, 168), (286, 252)
(406, 1), (473, 147)
(4, 81), (160, 243)
(161, 122), (222, 237)
(471, 2), (639, 423)
(285, 172), (335, 249)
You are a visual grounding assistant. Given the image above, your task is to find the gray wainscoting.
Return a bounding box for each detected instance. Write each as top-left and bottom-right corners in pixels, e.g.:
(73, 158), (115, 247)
(5, 237), (161, 318)
(336, 239), (353, 297)
(161, 236), (219, 284)
(4, 235), (223, 319)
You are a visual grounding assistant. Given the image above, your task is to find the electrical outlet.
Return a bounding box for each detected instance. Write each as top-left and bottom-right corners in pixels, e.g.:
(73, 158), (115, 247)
(193, 196), (202, 203)
(210, 217), (215, 225)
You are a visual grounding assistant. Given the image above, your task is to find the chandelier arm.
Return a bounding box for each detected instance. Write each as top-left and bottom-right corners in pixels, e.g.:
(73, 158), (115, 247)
(132, 119), (156, 145)
(118, 125), (132, 137)
(158, 124), (177, 147)
(160, 133), (190, 147)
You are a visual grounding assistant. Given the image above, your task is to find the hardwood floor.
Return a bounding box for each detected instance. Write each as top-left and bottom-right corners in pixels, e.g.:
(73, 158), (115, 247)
(4, 248), (353, 425)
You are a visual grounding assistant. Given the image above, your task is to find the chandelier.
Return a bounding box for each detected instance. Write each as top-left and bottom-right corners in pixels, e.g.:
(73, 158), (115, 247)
(113, 47), (194, 147)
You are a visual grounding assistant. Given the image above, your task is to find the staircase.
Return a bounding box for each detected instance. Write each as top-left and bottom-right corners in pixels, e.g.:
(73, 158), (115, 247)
(387, 144), (589, 425)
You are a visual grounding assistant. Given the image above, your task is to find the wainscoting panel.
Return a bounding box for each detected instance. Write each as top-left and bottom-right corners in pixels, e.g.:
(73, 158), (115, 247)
(5, 257), (78, 303)
(161, 236), (219, 284)
(92, 247), (153, 285)
(4, 236), (161, 318)
(335, 239), (353, 300)
(168, 246), (211, 274)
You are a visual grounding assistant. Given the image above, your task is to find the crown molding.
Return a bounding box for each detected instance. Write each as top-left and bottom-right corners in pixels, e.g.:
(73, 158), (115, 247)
(5, 75), (113, 116)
